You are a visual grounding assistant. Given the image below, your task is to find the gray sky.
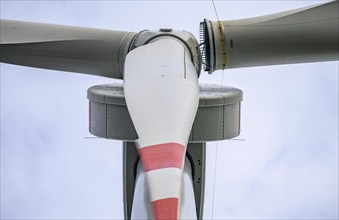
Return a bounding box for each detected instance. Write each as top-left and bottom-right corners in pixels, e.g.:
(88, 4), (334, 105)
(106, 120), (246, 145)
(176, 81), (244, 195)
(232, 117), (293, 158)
(1, 1), (338, 219)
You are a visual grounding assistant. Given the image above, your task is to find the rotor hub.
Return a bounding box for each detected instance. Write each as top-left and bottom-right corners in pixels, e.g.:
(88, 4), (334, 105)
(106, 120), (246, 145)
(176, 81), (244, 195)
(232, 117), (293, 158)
(129, 29), (202, 76)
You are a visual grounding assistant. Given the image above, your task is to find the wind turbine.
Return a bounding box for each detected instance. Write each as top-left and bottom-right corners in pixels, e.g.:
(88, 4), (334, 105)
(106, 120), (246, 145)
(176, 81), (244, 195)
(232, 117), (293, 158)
(1, 0), (337, 219)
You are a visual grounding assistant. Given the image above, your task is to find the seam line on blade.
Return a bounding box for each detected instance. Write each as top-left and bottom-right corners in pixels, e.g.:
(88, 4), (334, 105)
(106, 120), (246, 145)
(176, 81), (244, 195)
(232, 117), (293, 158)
(218, 21), (227, 69)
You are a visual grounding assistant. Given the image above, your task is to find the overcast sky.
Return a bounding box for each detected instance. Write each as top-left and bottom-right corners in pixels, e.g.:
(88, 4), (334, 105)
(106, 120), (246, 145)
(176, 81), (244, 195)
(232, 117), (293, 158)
(1, 1), (338, 220)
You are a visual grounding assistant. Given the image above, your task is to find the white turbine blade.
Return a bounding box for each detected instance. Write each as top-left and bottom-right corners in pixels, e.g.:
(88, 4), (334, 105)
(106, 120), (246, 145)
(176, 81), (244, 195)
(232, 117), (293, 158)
(0, 19), (136, 79)
(131, 157), (197, 219)
(201, 0), (339, 72)
(124, 37), (199, 219)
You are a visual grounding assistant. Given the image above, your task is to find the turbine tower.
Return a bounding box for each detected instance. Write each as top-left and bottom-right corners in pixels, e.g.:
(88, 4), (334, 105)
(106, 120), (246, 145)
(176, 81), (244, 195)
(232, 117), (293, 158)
(0, 1), (338, 219)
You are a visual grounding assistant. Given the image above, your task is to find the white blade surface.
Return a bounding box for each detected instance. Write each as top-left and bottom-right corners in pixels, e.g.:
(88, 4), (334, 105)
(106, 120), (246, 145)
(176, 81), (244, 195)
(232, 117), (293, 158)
(131, 158), (197, 219)
(124, 37), (199, 219)
(0, 19), (135, 79)
(203, 0), (339, 72)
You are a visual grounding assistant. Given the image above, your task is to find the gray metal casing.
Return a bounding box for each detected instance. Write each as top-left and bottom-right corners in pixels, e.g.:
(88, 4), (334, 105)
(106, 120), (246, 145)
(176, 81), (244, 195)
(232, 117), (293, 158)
(87, 83), (243, 142)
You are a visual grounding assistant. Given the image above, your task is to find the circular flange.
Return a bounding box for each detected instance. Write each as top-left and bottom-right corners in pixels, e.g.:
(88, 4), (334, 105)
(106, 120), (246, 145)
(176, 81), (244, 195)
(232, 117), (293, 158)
(88, 83), (242, 142)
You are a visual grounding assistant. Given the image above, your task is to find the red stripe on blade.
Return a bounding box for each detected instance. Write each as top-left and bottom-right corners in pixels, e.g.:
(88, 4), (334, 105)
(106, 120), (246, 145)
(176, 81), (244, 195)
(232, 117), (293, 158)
(152, 197), (178, 220)
(138, 143), (185, 172)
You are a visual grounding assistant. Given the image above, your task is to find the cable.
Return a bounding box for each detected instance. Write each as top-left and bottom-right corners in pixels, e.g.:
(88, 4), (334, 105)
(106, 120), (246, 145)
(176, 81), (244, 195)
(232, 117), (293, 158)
(211, 0), (220, 21)
(211, 2), (224, 218)
(212, 0), (227, 69)
(211, 71), (225, 220)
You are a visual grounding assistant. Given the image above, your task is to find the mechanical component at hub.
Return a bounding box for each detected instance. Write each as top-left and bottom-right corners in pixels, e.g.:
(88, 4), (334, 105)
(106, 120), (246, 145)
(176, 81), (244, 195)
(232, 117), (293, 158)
(200, 0), (339, 73)
(129, 29), (202, 76)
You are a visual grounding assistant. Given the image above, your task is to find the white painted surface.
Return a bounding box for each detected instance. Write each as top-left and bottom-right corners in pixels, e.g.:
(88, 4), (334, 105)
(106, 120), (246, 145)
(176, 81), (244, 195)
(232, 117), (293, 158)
(124, 37), (200, 218)
(146, 168), (182, 202)
(131, 162), (154, 219)
(124, 37), (199, 148)
(131, 159), (197, 219)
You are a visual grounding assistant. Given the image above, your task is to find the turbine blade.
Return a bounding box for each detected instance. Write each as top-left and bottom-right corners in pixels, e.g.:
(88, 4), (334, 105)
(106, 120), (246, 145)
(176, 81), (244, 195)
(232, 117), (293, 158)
(124, 38), (199, 219)
(201, 0), (339, 72)
(0, 19), (136, 79)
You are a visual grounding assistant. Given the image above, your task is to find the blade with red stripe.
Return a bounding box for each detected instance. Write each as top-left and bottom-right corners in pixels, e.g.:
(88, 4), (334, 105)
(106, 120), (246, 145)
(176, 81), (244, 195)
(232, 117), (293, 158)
(124, 37), (199, 219)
